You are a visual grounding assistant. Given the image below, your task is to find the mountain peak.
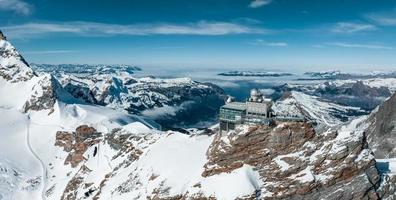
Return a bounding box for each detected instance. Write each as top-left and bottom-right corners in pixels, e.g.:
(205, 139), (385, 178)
(0, 30), (6, 40)
(0, 31), (35, 82)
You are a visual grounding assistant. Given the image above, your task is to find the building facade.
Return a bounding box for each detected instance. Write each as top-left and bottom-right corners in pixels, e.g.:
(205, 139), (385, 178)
(219, 89), (273, 132)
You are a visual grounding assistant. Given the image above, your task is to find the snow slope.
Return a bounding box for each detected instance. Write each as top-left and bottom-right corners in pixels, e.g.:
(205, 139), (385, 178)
(273, 91), (366, 126)
(0, 34), (161, 199)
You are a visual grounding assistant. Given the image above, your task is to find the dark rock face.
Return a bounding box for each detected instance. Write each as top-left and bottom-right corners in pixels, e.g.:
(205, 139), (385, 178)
(0, 31), (5, 40)
(365, 93), (396, 158)
(204, 122), (381, 199)
(63, 83), (98, 105)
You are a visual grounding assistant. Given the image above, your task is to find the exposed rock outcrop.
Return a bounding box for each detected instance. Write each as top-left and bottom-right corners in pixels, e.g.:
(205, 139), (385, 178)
(23, 75), (59, 113)
(365, 92), (396, 158)
(55, 125), (102, 168)
(23, 74), (78, 113)
(54, 127), (159, 200)
(204, 122), (380, 199)
(377, 174), (396, 199)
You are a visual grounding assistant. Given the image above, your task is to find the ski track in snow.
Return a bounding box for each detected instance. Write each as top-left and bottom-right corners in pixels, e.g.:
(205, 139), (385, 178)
(26, 114), (48, 200)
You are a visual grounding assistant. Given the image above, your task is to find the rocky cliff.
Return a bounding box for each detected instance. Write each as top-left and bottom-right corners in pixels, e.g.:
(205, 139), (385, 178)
(204, 121), (380, 199)
(364, 92), (396, 158)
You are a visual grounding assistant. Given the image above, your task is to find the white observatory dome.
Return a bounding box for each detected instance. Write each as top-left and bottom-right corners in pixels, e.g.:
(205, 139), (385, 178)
(250, 88), (259, 96)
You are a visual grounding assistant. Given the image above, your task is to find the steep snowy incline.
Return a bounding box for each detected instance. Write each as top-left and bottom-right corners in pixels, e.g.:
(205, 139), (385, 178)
(273, 91), (366, 126)
(0, 31), (35, 82)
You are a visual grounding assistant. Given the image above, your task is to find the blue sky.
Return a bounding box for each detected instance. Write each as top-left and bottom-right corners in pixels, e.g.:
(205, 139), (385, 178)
(1, 0), (396, 71)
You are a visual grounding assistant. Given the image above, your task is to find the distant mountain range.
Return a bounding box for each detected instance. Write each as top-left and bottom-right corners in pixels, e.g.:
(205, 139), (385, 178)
(218, 70), (293, 77)
(30, 63), (226, 128)
(30, 63), (142, 77)
(301, 70), (396, 80)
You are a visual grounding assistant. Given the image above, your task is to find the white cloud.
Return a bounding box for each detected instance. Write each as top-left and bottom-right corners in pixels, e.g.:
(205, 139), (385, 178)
(23, 50), (78, 54)
(1, 21), (268, 39)
(331, 22), (376, 33)
(265, 42), (288, 47)
(249, 0), (272, 8)
(252, 39), (288, 47)
(367, 12), (396, 26)
(327, 42), (393, 50)
(141, 101), (194, 119)
(211, 80), (240, 88)
(0, 0), (32, 15)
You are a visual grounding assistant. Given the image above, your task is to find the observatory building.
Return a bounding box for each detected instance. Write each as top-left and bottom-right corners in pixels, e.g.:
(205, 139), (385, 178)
(219, 89), (273, 132)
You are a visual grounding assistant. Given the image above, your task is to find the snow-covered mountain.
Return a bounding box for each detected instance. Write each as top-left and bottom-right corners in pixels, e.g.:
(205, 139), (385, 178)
(32, 65), (226, 128)
(0, 31), (161, 199)
(30, 63), (141, 77)
(302, 70), (396, 80)
(275, 79), (395, 111)
(272, 91), (367, 126)
(218, 70), (293, 77)
(0, 33), (35, 83)
(1, 30), (396, 199)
